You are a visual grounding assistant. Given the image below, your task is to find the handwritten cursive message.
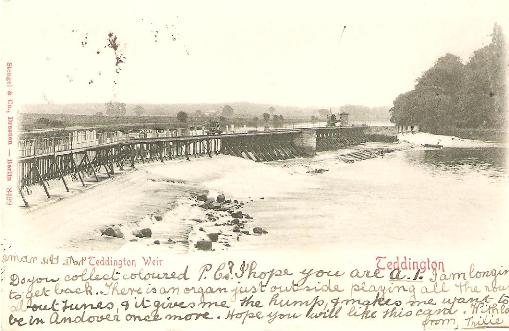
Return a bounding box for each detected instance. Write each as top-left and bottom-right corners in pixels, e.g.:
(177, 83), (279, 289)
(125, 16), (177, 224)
(2, 253), (508, 330)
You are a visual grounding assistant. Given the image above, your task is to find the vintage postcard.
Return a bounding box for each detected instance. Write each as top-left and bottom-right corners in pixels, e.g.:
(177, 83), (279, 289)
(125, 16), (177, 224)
(0, 0), (508, 330)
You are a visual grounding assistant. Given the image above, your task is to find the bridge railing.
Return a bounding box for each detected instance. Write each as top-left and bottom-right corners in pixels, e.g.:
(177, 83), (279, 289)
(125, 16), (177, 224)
(18, 130), (130, 157)
(17, 126), (322, 158)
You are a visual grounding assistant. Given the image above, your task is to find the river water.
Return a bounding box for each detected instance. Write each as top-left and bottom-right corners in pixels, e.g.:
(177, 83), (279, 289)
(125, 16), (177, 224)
(20, 136), (506, 254)
(228, 144), (508, 253)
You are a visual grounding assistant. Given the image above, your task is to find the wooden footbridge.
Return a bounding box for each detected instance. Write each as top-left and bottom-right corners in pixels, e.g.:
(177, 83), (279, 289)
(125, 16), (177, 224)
(16, 126), (386, 205)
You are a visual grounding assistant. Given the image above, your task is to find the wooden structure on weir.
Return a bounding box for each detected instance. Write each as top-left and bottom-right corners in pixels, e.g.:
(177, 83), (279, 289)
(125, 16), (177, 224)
(17, 126), (385, 206)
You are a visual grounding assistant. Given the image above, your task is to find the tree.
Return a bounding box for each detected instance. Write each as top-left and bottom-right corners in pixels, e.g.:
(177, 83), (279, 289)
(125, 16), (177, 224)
(272, 114), (284, 127)
(218, 116), (228, 126)
(177, 111), (188, 123)
(33, 117), (65, 128)
(248, 116), (259, 127)
(390, 88), (452, 131)
(134, 105), (145, 116)
(193, 110), (204, 118)
(390, 92), (415, 125)
(390, 54), (465, 130)
(311, 115), (318, 123)
(34, 117), (51, 127)
(458, 23), (506, 128)
(390, 24), (506, 131)
(50, 119), (65, 127)
(262, 112), (270, 123)
(105, 101), (127, 116)
(221, 105), (234, 118)
(268, 106), (276, 115)
(317, 109), (330, 118)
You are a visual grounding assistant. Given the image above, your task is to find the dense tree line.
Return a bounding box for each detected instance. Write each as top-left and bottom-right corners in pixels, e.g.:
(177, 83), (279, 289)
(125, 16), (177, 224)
(390, 24), (505, 131)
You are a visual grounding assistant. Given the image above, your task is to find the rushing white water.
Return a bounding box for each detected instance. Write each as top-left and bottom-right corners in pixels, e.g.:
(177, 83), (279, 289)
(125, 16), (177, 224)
(13, 135), (507, 255)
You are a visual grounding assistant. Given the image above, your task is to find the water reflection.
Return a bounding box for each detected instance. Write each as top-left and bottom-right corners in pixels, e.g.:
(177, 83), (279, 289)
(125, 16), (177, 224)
(404, 147), (506, 178)
(223, 145), (508, 251)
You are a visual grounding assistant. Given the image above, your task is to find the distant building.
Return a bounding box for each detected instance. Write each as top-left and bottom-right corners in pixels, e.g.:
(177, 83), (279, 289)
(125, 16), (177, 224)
(339, 112), (349, 126)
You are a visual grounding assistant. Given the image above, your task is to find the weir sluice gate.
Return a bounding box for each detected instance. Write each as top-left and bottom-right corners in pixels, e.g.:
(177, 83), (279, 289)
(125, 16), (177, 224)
(16, 126), (395, 205)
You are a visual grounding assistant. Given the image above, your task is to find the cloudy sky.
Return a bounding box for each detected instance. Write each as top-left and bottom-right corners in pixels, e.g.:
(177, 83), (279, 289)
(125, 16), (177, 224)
(1, 0), (507, 108)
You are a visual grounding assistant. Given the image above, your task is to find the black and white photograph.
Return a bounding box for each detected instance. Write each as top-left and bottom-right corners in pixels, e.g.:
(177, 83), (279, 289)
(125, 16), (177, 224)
(1, 1), (508, 330)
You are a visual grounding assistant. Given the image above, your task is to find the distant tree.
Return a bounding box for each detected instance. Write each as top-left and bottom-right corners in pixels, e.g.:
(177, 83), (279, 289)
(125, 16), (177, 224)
(272, 114), (284, 127)
(218, 116), (228, 125)
(134, 105), (145, 116)
(33, 117), (65, 128)
(119, 103), (127, 116)
(105, 102), (114, 116)
(311, 115), (318, 123)
(248, 116), (259, 127)
(221, 105), (234, 118)
(34, 117), (51, 127)
(95, 112), (104, 116)
(268, 106), (276, 115)
(317, 109), (330, 118)
(177, 111), (188, 123)
(193, 110), (204, 118)
(50, 120), (65, 127)
(105, 101), (127, 116)
(262, 112), (271, 123)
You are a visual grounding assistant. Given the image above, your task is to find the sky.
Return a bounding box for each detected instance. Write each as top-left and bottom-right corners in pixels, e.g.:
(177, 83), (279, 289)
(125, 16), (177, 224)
(1, 0), (508, 109)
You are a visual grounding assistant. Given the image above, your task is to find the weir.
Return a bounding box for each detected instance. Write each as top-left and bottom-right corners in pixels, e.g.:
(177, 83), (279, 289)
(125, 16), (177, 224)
(16, 126), (395, 205)
(315, 127), (368, 151)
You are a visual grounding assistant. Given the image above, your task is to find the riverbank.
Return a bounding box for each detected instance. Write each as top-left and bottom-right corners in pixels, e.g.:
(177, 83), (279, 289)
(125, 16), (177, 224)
(397, 131), (505, 148)
(427, 127), (506, 142)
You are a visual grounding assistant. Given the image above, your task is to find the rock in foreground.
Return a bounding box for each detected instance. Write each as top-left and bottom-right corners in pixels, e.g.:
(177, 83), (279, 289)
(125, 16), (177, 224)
(216, 194), (226, 203)
(207, 233), (219, 242)
(101, 227), (124, 238)
(195, 240), (212, 251)
(133, 228), (152, 238)
(253, 227), (268, 235)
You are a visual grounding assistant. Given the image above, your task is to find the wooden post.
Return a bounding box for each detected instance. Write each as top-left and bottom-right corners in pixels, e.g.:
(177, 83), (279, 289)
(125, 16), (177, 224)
(159, 143), (164, 163)
(18, 187), (29, 207)
(140, 144), (146, 163)
(82, 153), (99, 182)
(53, 155), (69, 192)
(129, 144), (136, 167)
(109, 148), (115, 175)
(71, 154), (85, 187)
(33, 161), (50, 198)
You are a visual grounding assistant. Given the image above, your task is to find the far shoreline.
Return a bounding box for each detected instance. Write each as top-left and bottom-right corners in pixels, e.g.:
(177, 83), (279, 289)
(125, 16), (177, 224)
(425, 127), (507, 143)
